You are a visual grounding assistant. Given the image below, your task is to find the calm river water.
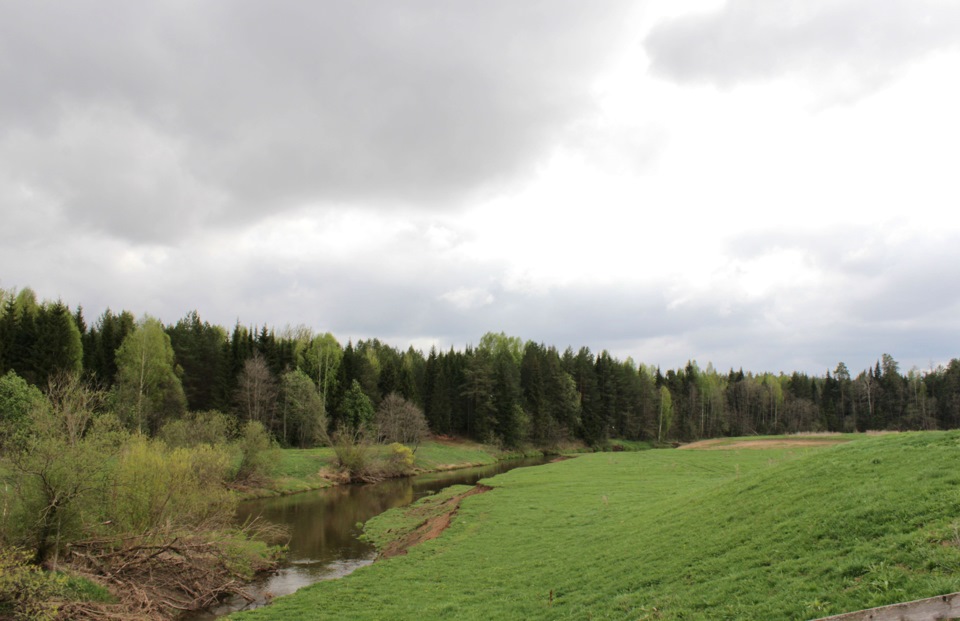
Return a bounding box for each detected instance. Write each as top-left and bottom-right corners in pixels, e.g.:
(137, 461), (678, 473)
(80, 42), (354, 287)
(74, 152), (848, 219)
(194, 456), (550, 618)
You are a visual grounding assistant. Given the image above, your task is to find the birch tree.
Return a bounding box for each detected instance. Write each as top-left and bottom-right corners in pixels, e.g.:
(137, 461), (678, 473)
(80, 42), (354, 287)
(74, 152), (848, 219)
(114, 317), (186, 434)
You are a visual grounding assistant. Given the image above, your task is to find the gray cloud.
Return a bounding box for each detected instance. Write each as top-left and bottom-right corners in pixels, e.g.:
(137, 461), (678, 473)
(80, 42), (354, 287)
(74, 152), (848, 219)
(0, 1), (636, 243)
(4, 213), (959, 376)
(715, 228), (960, 373)
(644, 0), (960, 98)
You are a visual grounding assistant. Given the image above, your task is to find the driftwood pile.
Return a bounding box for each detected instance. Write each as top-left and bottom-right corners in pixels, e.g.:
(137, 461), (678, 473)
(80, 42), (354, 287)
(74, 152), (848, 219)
(55, 527), (279, 620)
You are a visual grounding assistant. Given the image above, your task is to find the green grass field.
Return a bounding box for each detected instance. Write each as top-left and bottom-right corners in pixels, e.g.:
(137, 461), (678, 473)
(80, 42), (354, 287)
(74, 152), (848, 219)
(232, 432), (960, 620)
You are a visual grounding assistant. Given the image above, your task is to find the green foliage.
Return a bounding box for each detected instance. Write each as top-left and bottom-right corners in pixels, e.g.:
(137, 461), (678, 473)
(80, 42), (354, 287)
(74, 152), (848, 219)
(219, 531), (287, 580)
(234, 440), (512, 498)
(108, 436), (235, 532)
(0, 546), (66, 620)
(158, 410), (235, 448)
(167, 310), (230, 412)
(0, 370), (44, 447)
(82, 308), (135, 389)
(341, 379), (375, 431)
(113, 316), (186, 434)
(32, 301), (84, 388)
(383, 442), (416, 477)
(234, 420), (277, 483)
(3, 392), (124, 562)
(331, 426), (373, 481)
(294, 332), (342, 414)
(279, 368), (329, 447)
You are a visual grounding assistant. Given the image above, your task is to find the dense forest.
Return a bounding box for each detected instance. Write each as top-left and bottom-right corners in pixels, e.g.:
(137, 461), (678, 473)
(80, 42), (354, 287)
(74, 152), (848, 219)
(1, 286), (957, 448)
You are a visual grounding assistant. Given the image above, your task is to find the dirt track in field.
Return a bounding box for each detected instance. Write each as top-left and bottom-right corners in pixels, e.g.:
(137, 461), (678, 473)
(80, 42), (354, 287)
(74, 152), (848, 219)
(679, 437), (851, 450)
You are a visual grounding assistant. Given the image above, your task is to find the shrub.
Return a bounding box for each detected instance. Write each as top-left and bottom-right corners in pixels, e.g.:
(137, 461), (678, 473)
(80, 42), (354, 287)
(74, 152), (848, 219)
(332, 426), (374, 481)
(158, 410), (235, 448)
(0, 546), (66, 620)
(109, 436), (235, 533)
(234, 420), (276, 483)
(382, 442), (416, 477)
(0, 371), (44, 449)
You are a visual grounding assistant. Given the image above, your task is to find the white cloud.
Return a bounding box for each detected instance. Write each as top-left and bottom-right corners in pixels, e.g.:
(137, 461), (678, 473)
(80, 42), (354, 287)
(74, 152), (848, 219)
(440, 287), (495, 311)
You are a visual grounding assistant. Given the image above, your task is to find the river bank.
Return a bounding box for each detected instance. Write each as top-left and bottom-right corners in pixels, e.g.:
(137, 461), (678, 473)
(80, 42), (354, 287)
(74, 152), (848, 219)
(192, 455), (555, 618)
(234, 438), (558, 500)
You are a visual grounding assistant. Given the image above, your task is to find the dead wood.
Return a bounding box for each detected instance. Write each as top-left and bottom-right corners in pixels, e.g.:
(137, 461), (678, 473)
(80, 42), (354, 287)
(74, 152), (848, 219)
(59, 526), (279, 620)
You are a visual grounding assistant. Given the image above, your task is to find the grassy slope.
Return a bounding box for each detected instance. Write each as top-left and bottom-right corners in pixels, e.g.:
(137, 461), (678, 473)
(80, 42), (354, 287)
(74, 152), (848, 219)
(232, 432), (960, 620)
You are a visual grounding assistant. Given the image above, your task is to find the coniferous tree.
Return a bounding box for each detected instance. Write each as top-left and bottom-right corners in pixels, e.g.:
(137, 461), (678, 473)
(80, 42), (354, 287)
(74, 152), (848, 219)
(570, 347), (599, 445)
(32, 300), (83, 387)
(167, 311), (230, 412)
(341, 379), (375, 431)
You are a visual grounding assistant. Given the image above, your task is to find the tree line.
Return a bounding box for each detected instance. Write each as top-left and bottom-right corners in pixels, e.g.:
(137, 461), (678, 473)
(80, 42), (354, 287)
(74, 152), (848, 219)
(2, 286), (959, 448)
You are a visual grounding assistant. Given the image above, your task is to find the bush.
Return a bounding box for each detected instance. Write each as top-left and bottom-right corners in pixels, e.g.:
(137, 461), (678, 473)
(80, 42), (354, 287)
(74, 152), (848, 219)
(0, 371), (44, 449)
(4, 405), (124, 563)
(109, 436), (235, 532)
(234, 420), (276, 483)
(332, 426), (372, 481)
(382, 442), (416, 477)
(158, 410), (235, 448)
(0, 546), (65, 620)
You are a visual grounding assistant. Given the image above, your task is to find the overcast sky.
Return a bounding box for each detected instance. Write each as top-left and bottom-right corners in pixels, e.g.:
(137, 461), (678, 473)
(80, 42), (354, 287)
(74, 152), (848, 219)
(3, 0), (959, 375)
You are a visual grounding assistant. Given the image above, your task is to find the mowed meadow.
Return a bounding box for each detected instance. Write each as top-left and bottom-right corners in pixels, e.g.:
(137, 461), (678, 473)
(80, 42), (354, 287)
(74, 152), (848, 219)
(233, 433), (960, 620)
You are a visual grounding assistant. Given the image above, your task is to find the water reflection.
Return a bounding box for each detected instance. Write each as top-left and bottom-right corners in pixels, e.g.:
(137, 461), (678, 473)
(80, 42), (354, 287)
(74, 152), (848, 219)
(194, 457), (549, 618)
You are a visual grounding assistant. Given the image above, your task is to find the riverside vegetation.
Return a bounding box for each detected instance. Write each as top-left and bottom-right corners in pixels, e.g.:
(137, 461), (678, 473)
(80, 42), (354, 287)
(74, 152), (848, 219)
(233, 432), (960, 620)
(0, 371), (528, 618)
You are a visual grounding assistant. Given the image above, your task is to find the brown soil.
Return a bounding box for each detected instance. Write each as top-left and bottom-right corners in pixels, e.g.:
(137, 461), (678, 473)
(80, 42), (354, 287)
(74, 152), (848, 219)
(679, 437), (850, 450)
(378, 485), (492, 559)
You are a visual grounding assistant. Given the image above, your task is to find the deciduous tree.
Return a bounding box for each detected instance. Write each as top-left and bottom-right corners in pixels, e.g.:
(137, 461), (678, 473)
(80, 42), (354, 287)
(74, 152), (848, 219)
(114, 317), (187, 434)
(235, 352), (278, 427)
(375, 392), (428, 448)
(279, 368), (329, 447)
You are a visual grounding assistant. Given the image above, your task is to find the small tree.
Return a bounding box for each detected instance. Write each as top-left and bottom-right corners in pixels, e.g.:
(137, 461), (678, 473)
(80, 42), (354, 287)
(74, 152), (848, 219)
(279, 369), (329, 447)
(4, 376), (124, 564)
(375, 392), (429, 450)
(341, 379), (374, 432)
(114, 316), (186, 434)
(235, 353), (278, 428)
(233, 420), (275, 483)
(0, 370), (44, 449)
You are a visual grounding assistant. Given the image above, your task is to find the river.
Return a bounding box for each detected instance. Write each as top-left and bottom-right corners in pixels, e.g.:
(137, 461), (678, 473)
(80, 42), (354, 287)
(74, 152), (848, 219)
(193, 456), (551, 618)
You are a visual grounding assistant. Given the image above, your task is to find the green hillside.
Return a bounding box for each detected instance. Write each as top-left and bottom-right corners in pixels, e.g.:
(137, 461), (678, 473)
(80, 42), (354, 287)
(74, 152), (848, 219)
(233, 433), (960, 620)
